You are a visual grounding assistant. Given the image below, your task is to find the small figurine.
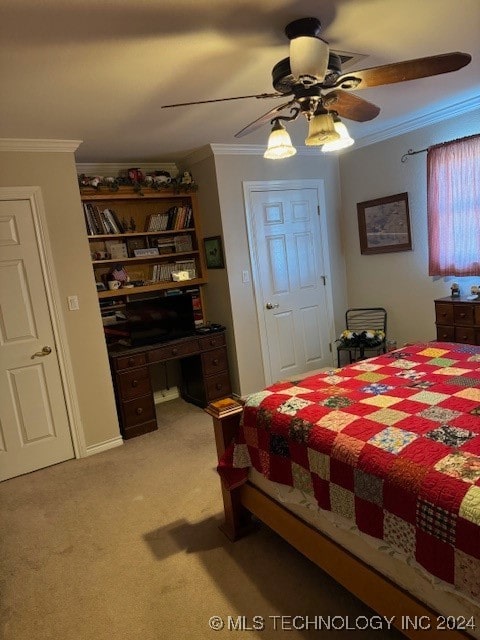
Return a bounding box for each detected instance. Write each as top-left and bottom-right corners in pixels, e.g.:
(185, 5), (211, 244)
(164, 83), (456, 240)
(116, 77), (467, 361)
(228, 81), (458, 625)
(129, 217), (136, 232)
(451, 282), (460, 298)
(180, 170), (193, 185)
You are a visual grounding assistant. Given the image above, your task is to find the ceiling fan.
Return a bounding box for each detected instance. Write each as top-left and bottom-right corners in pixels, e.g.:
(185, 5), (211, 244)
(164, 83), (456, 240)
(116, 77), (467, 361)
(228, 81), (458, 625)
(161, 17), (471, 155)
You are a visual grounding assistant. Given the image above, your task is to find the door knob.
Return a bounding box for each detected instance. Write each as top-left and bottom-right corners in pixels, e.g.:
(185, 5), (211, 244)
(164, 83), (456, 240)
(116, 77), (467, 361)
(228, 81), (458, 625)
(31, 346), (52, 359)
(265, 302), (279, 309)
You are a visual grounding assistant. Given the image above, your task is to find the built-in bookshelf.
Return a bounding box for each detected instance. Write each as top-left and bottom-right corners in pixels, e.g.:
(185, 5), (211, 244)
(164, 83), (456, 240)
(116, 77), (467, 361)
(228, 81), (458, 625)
(80, 186), (208, 325)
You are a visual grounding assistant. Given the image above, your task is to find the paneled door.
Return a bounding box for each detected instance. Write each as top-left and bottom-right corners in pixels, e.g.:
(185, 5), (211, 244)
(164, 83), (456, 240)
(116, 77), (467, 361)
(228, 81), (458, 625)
(0, 192), (74, 481)
(245, 181), (334, 384)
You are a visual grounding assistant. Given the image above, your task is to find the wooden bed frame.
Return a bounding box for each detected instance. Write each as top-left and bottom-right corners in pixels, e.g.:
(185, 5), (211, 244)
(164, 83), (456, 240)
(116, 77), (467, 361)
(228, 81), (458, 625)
(207, 403), (473, 640)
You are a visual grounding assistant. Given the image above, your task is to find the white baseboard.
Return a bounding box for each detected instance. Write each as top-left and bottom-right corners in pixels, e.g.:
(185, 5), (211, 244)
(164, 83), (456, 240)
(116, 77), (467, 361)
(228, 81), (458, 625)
(154, 387), (180, 404)
(84, 435), (123, 456)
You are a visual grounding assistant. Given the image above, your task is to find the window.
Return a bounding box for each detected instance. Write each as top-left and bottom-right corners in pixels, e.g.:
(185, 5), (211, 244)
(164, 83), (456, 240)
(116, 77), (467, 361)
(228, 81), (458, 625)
(428, 134), (480, 276)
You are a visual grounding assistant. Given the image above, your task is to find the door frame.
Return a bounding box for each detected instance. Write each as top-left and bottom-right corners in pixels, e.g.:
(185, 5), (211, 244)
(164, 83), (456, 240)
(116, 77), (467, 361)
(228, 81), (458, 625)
(0, 186), (84, 458)
(243, 179), (336, 385)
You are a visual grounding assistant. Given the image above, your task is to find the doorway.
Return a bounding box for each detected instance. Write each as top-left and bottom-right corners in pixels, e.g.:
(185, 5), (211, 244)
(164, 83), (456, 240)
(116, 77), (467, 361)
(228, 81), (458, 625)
(0, 187), (76, 481)
(244, 180), (335, 385)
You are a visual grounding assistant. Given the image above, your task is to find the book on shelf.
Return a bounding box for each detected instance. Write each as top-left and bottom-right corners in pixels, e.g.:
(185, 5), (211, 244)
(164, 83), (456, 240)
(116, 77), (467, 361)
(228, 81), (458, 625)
(83, 203), (125, 235)
(105, 240), (128, 259)
(174, 235), (193, 252)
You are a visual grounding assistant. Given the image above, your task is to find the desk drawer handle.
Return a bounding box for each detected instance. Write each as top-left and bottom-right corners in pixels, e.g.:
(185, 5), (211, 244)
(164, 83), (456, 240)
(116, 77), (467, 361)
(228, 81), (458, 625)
(171, 348), (178, 356)
(131, 380), (138, 388)
(441, 333), (449, 338)
(459, 313), (466, 318)
(128, 357), (135, 366)
(215, 382), (223, 390)
(212, 358), (219, 366)
(209, 339), (217, 346)
(136, 407), (144, 415)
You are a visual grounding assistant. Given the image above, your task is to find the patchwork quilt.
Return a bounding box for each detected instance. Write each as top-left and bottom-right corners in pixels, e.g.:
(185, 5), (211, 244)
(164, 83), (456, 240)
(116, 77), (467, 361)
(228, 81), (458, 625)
(218, 343), (480, 601)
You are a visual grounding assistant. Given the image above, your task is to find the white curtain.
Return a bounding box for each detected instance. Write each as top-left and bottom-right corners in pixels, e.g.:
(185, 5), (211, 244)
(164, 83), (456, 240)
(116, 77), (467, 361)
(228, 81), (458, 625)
(428, 134), (480, 276)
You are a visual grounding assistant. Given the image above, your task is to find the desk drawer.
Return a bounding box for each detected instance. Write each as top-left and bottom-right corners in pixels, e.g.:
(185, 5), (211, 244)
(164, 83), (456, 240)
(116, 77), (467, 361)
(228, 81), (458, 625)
(198, 333), (226, 350)
(121, 395), (155, 427)
(113, 353), (147, 371)
(202, 348), (228, 375)
(117, 367), (152, 400)
(148, 340), (199, 363)
(205, 372), (232, 401)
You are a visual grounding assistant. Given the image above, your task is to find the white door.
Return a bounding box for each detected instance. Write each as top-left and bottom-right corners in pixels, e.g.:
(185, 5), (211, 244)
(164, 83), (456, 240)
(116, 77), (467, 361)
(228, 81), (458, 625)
(0, 195), (74, 481)
(246, 182), (334, 384)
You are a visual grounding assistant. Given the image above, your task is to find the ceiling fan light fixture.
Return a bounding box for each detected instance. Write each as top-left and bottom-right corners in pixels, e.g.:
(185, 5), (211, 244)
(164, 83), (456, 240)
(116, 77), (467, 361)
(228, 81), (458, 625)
(264, 119), (297, 159)
(322, 118), (354, 152)
(304, 112), (339, 146)
(289, 36), (329, 84)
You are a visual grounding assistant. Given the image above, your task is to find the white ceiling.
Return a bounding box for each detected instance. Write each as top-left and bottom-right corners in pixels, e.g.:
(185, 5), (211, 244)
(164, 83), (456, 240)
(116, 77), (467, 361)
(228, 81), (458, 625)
(1, 0), (479, 164)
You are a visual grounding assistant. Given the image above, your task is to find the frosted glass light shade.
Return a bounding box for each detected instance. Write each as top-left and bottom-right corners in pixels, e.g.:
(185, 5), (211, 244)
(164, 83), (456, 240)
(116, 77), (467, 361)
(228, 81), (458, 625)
(322, 120), (355, 152)
(305, 113), (339, 146)
(290, 36), (329, 84)
(264, 122), (297, 159)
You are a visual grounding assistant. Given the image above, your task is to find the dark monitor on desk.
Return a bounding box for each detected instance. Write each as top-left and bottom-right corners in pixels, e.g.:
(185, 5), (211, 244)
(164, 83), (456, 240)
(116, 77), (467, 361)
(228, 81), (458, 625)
(126, 294), (196, 346)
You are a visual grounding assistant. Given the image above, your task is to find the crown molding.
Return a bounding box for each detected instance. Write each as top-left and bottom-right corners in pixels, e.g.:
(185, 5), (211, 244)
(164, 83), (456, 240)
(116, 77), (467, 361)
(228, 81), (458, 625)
(0, 138), (83, 152)
(75, 161), (179, 176)
(353, 94), (480, 150)
(185, 143), (333, 164)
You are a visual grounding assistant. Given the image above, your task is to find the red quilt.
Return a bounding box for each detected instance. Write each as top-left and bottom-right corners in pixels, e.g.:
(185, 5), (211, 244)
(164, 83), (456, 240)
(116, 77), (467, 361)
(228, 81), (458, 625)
(218, 343), (480, 600)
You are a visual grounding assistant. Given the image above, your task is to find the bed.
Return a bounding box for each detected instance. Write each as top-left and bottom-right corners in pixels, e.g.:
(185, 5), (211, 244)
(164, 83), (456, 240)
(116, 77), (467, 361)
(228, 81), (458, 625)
(209, 342), (480, 640)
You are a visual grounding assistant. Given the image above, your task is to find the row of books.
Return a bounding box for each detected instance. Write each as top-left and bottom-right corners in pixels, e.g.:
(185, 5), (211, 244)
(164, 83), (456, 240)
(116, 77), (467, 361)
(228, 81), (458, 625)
(145, 206), (193, 232)
(84, 203), (124, 235)
(150, 259), (196, 282)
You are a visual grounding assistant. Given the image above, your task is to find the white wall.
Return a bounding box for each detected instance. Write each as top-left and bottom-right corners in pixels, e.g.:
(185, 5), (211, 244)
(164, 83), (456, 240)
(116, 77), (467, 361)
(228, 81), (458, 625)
(187, 147), (346, 397)
(339, 108), (480, 347)
(0, 149), (121, 452)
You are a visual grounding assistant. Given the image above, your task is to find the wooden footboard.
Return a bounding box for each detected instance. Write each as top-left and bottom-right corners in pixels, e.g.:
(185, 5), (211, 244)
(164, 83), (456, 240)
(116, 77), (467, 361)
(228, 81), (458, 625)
(207, 400), (473, 640)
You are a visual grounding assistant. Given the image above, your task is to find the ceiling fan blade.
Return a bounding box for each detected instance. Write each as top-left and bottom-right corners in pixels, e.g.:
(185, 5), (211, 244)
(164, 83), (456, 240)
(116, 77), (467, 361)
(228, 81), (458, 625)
(161, 93), (284, 108)
(335, 52), (471, 90)
(324, 90), (380, 122)
(234, 100), (298, 138)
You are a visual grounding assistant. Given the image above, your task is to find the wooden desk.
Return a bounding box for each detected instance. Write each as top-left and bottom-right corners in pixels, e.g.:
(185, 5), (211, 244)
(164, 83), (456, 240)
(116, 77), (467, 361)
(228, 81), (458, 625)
(108, 330), (231, 439)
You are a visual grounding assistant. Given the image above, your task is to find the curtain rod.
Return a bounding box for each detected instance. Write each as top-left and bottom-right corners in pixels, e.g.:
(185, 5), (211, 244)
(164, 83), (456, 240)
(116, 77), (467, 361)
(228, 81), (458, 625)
(401, 133), (480, 163)
(401, 148), (428, 163)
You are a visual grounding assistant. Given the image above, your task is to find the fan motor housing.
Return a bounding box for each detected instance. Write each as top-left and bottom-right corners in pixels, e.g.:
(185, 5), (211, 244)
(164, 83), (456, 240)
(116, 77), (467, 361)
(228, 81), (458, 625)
(272, 54), (342, 93)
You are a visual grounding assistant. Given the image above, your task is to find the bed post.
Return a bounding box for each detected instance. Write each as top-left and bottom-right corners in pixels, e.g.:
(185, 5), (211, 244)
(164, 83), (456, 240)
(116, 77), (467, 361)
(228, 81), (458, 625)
(206, 400), (254, 541)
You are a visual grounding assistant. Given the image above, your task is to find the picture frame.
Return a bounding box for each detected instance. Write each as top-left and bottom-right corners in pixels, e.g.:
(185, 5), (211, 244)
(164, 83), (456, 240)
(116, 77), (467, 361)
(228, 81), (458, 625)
(357, 192), (412, 255)
(126, 237), (146, 257)
(204, 235), (225, 269)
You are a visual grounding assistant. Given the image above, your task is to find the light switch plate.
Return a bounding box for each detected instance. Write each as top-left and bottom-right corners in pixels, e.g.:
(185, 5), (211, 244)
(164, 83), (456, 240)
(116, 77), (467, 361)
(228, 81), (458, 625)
(68, 295), (79, 311)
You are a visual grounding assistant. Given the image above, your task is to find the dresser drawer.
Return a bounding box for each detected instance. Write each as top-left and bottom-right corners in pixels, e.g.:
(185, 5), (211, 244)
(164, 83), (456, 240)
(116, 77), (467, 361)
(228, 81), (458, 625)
(205, 371), (232, 401)
(454, 304), (474, 325)
(148, 339), (200, 363)
(198, 333), (226, 350)
(121, 395), (155, 427)
(117, 367), (152, 400)
(435, 303), (454, 325)
(454, 326), (476, 344)
(113, 353), (147, 371)
(436, 325), (455, 342)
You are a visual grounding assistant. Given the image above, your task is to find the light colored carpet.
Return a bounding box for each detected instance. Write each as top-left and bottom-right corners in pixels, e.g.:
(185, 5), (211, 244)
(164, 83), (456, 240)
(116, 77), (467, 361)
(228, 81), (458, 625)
(0, 399), (404, 640)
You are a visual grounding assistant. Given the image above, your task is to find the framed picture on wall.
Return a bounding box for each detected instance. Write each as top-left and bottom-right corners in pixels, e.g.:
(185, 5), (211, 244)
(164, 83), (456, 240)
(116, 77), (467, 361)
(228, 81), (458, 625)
(204, 235), (225, 269)
(357, 192), (412, 255)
